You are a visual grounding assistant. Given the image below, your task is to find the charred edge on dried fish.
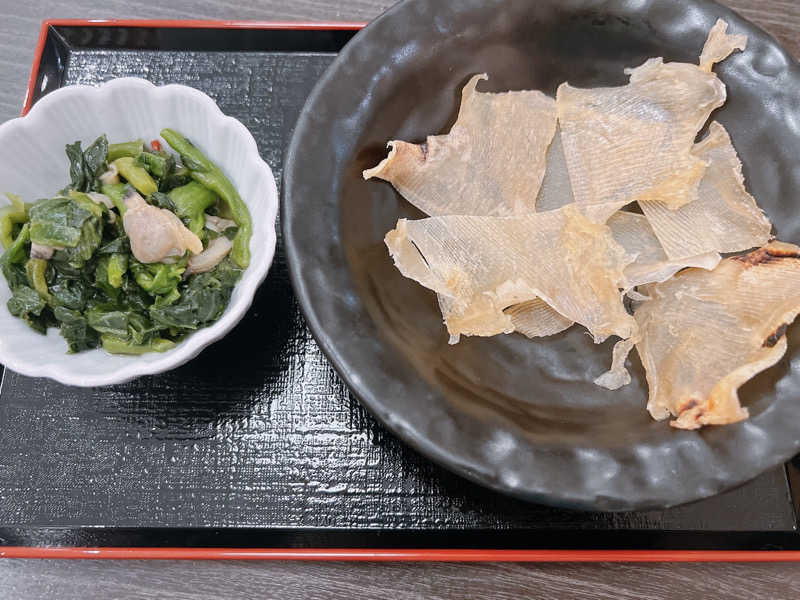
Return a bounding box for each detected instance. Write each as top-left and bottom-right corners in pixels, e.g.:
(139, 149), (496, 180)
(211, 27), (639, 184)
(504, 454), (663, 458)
(733, 247), (800, 267)
(763, 323), (790, 348)
(677, 397), (701, 413)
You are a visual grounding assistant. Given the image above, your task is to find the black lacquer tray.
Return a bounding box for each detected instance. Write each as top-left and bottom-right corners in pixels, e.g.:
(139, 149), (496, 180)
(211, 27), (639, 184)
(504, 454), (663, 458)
(1, 20), (799, 560)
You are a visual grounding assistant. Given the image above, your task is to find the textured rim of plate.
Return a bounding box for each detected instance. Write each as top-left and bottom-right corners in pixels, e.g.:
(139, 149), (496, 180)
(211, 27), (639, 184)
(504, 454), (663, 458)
(284, 0), (800, 510)
(0, 78), (278, 387)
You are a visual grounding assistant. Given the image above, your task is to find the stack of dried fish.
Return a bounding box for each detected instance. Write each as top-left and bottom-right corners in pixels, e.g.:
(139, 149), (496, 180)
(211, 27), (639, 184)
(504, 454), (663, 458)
(364, 20), (799, 430)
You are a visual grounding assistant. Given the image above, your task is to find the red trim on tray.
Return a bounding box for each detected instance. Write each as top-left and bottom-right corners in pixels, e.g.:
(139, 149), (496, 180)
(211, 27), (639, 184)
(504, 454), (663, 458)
(21, 18), (367, 116)
(2, 548), (800, 561)
(40, 18), (367, 30)
(22, 20), (52, 116)
(13, 18), (800, 565)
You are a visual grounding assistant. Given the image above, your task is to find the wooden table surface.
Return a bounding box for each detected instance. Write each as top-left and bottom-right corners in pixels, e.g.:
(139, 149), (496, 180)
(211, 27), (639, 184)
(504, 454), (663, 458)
(2, 0), (800, 598)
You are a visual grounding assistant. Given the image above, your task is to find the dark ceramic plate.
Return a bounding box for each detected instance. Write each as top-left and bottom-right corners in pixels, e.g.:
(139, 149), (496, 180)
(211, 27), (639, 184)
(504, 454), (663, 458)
(283, 0), (800, 511)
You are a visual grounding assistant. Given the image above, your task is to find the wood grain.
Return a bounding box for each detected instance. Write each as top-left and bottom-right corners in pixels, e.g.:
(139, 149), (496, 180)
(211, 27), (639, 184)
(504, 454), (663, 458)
(1, 0), (800, 598)
(3, 559), (800, 600)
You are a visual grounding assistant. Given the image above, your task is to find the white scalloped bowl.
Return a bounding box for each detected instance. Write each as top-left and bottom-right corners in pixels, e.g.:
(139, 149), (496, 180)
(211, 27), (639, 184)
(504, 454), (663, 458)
(0, 78), (277, 386)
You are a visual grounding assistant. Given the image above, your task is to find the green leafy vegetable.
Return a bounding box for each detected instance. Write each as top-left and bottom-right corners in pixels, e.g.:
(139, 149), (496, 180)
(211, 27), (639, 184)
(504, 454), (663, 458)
(66, 142), (86, 192)
(126, 311), (160, 345)
(96, 236), (129, 255)
(7, 285), (49, 334)
(83, 135), (109, 183)
(152, 287), (180, 309)
(65, 135), (109, 193)
(150, 192), (177, 212)
(8, 285), (45, 318)
(150, 258), (241, 330)
(118, 277), (149, 312)
(52, 214), (103, 269)
(86, 305), (129, 338)
(159, 165), (192, 192)
(49, 258), (84, 280)
(49, 277), (89, 311)
(29, 197), (93, 248)
(0, 223), (30, 291)
(68, 190), (105, 219)
(2, 262), (27, 290)
(95, 252), (128, 299)
(53, 306), (99, 353)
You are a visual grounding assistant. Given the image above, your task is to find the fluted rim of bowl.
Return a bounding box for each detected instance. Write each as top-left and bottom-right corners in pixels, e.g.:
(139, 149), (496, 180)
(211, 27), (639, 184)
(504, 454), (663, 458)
(0, 78), (277, 386)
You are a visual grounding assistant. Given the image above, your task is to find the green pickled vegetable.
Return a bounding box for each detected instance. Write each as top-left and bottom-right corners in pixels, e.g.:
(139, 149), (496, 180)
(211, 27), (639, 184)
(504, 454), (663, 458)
(96, 236), (129, 256)
(161, 129), (252, 267)
(25, 258), (51, 302)
(67, 190), (105, 219)
(101, 183), (130, 215)
(150, 192), (177, 213)
(159, 165), (191, 192)
(49, 278), (89, 311)
(65, 135), (109, 193)
(101, 334), (175, 355)
(112, 157), (158, 197)
(49, 202), (103, 270)
(168, 182), (217, 236)
(152, 287), (181, 309)
(95, 253), (128, 300)
(29, 197), (94, 248)
(1, 224), (31, 290)
(65, 142), (85, 191)
(86, 305), (130, 338)
(150, 258), (241, 330)
(130, 260), (186, 297)
(107, 140), (143, 162)
(0, 193), (30, 249)
(83, 135), (109, 180)
(107, 254), (128, 288)
(8, 285), (45, 317)
(53, 306), (99, 353)
(126, 312), (159, 345)
(7, 285), (48, 333)
(1, 222), (29, 266)
(137, 151), (175, 179)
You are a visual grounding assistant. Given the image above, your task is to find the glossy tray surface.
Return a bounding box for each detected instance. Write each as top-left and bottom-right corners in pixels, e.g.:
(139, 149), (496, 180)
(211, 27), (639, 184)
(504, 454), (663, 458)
(0, 22), (798, 552)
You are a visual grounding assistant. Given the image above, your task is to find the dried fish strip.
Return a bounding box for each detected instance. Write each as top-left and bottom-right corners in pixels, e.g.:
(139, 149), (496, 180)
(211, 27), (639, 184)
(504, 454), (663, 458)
(364, 74), (557, 216)
(634, 242), (800, 429)
(556, 19), (745, 220)
(385, 205), (636, 344)
(607, 211), (721, 287)
(638, 122), (772, 260)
